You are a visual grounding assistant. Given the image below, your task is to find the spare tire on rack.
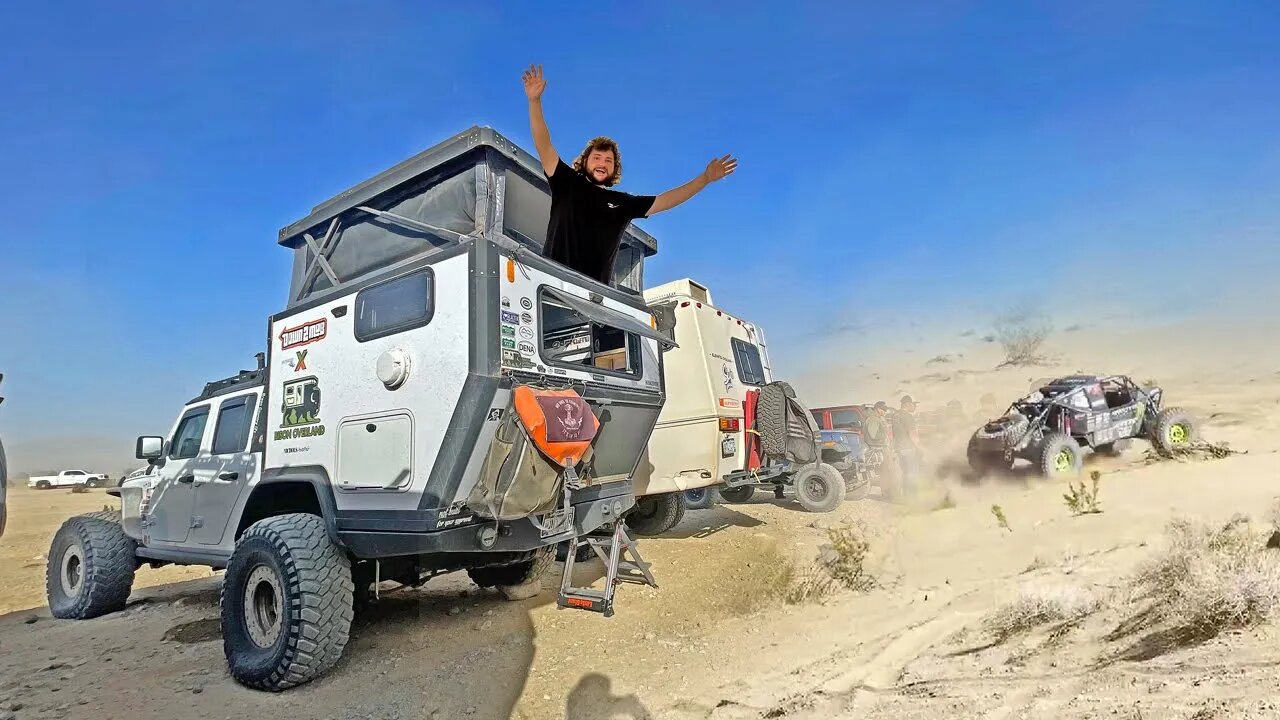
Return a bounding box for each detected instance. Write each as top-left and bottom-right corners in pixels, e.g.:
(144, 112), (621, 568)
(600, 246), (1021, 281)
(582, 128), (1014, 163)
(973, 412), (1029, 448)
(756, 381), (820, 465)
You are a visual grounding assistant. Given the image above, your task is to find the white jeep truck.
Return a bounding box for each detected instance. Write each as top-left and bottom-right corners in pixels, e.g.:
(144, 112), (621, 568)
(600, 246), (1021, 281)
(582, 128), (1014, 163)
(28, 469), (110, 489)
(45, 127), (672, 691)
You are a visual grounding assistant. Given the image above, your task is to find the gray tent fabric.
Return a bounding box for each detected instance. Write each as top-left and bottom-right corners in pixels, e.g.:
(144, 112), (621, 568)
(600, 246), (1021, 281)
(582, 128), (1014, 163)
(541, 286), (677, 350)
(303, 169), (477, 296)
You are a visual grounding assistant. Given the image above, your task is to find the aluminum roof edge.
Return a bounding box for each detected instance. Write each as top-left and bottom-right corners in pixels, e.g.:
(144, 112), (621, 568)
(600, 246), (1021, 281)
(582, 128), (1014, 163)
(276, 125), (659, 255)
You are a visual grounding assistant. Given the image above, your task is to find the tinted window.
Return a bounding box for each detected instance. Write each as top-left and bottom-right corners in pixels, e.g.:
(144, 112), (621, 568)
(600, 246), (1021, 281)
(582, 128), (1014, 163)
(831, 409), (862, 430)
(354, 269), (434, 342)
(171, 409), (210, 459)
(212, 395), (259, 455)
(730, 338), (766, 386)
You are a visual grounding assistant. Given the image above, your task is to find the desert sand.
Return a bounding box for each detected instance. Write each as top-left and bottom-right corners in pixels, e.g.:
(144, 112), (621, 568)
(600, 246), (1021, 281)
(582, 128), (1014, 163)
(1, 315), (1277, 720)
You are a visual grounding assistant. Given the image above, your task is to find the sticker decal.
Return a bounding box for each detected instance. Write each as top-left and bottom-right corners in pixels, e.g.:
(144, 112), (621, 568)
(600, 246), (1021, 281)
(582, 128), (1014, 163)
(501, 297), (511, 308)
(519, 326), (534, 339)
(517, 341), (535, 355)
(293, 349), (308, 372)
(501, 310), (520, 324)
(520, 311), (533, 324)
(487, 408), (504, 421)
(275, 376), (325, 440)
(501, 325), (516, 337)
(280, 319), (328, 350)
(520, 297), (532, 310)
(502, 338), (516, 350)
(722, 363), (735, 391)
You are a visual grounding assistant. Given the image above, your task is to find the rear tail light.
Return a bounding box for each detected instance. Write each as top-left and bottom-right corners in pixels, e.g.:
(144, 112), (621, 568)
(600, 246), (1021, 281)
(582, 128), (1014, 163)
(718, 417), (741, 432)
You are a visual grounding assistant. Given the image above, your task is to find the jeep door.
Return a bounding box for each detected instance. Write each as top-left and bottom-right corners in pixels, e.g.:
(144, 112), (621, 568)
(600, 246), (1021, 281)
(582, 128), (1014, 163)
(189, 390), (261, 546)
(147, 404), (212, 544)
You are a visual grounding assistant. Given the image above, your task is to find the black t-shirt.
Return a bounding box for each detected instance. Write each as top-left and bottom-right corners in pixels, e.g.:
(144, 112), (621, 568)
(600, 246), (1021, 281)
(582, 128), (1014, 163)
(542, 159), (655, 284)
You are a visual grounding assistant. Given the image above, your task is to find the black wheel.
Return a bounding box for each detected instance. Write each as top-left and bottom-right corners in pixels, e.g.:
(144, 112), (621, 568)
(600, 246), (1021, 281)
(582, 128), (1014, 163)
(1152, 407), (1198, 454)
(36, 480), (51, 489)
(967, 434), (1014, 474)
(555, 541), (596, 563)
(683, 486), (718, 510)
(625, 492), (686, 537)
(84, 478), (100, 489)
(794, 463), (847, 513)
(46, 515), (136, 619)
(718, 485), (756, 504)
(468, 546), (555, 589)
(973, 412), (1029, 446)
(1094, 438), (1132, 457)
(221, 513), (353, 692)
(1037, 433), (1083, 478)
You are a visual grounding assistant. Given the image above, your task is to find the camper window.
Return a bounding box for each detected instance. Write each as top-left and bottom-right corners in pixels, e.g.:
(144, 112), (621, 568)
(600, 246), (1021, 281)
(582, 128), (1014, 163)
(539, 290), (642, 376)
(354, 269), (435, 342)
(730, 337), (766, 386)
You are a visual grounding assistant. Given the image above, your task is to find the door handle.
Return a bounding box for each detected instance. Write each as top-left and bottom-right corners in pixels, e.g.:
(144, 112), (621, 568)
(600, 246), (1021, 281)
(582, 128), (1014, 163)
(219, 471), (239, 481)
(177, 475), (195, 484)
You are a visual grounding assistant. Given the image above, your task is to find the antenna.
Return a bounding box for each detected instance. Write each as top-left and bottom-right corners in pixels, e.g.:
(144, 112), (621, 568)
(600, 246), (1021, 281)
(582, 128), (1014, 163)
(255, 352), (266, 370)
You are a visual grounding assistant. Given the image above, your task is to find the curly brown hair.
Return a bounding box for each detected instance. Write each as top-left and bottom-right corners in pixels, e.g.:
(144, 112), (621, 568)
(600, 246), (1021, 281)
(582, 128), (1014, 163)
(572, 136), (623, 186)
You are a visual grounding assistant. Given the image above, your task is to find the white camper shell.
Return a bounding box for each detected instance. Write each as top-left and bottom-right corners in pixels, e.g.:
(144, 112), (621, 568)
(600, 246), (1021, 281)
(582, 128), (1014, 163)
(46, 127), (672, 691)
(627, 279), (850, 535)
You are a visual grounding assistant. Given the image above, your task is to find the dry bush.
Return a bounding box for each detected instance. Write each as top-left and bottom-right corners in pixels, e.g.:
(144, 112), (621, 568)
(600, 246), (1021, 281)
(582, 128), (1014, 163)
(1144, 441), (1243, 464)
(983, 583), (1101, 640)
(751, 546), (837, 607)
(819, 524), (878, 592)
(993, 304), (1053, 367)
(1127, 518), (1280, 635)
(1064, 471), (1104, 515)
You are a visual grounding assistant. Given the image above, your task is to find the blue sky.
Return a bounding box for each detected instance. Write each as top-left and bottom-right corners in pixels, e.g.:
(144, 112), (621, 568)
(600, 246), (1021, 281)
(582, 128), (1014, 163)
(1, 1), (1277, 470)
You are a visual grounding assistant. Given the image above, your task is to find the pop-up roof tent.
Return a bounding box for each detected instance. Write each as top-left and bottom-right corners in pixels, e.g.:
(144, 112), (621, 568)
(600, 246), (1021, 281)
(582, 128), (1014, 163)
(276, 126), (659, 308)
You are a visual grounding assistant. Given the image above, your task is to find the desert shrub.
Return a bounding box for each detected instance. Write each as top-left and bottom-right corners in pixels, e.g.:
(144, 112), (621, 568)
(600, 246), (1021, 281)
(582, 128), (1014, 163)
(993, 304), (1053, 367)
(1064, 471), (1104, 515)
(1127, 518), (1280, 634)
(984, 583), (1101, 640)
(819, 524), (877, 592)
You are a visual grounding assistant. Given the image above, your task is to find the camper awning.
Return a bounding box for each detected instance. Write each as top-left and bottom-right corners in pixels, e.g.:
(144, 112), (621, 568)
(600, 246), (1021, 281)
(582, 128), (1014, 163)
(542, 287), (677, 350)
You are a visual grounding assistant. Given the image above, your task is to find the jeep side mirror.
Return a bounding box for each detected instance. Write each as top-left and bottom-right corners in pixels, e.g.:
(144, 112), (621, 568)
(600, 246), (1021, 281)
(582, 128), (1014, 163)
(136, 436), (164, 461)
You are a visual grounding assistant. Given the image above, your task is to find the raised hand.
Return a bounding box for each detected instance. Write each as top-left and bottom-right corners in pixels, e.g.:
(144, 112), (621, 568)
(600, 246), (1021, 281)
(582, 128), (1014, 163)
(522, 64), (547, 100)
(703, 154), (739, 183)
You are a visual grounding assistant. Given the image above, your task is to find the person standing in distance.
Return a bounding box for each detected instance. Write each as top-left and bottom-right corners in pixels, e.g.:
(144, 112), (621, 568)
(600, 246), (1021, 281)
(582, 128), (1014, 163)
(522, 64), (739, 284)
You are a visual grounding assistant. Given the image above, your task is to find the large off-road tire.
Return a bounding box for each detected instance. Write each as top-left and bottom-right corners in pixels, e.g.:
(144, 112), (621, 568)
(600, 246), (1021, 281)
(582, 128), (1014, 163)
(973, 412), (1029, 447)
(1037, 433), (1083, 478)
(718, 485), (756, 504)
(794, 463), (847, 513)
(1094, 438), (1132, 457)
(967, 434), (1014, 474)
(1152, 407), (1198, 454)
(468, 545), (555, 590)
(625, 492), (686, 537)
(757, 383), (790, 458)
(221, 513), (353, 692)
(46, 515), (137, 619)
(682, 486), (718, 510)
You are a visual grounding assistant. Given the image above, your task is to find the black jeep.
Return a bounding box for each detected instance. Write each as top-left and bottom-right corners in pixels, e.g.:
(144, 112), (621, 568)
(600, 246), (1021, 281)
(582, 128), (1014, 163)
(967, 374), (1198, 477)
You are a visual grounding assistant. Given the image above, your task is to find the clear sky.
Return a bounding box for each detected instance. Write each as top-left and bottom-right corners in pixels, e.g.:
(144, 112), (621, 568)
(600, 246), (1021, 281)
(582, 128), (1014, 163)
(1, 2), (1277, 471)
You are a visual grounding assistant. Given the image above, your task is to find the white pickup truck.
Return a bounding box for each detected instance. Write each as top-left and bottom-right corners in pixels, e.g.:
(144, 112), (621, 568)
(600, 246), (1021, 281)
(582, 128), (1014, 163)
(28, 470), (110, 489)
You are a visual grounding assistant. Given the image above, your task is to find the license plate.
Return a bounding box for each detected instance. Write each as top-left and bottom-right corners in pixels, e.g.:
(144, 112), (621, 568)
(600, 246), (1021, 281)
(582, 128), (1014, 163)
(721, 435), (737, 457)
(538, 506), (574, 538)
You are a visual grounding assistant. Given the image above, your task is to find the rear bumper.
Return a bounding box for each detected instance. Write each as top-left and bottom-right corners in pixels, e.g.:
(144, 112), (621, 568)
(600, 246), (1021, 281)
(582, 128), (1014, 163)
(336, 482), (634, 559)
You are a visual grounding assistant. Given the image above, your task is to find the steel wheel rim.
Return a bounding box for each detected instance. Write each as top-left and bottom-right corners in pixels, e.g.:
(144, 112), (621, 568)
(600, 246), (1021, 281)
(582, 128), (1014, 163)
(1168, 423), (1189, 444)
(60, 544), (84, 597)
(244, 565), (284, 649)
(804, 475), (829, 501)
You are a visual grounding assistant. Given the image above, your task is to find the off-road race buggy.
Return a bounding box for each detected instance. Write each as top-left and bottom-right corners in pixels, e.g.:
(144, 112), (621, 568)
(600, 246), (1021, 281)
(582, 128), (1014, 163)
(43, 127), (673, 692)
(967, 374), (1198, 477)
